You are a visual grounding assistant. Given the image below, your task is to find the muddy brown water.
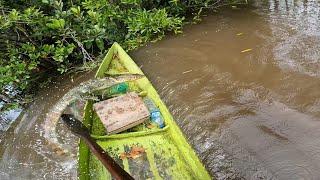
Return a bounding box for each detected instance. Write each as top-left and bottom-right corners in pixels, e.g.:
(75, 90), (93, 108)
(1, 1), (320, 179)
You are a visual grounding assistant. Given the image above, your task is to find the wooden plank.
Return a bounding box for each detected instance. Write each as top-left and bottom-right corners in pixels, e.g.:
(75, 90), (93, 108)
(93, 92), (149, 134)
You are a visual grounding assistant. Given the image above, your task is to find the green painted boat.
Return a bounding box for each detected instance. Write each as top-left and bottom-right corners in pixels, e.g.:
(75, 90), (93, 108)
(78, 42), (211, 180)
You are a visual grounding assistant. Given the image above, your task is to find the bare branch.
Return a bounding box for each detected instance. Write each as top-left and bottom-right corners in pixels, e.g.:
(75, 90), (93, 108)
(70, 33), (94, 63)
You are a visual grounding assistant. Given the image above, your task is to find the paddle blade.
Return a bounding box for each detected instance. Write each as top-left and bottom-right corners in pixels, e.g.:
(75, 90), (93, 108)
(61, 114), (90, 137)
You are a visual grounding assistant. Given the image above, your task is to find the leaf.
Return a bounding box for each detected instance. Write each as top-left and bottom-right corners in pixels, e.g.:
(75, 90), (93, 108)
(66, 44), (75, 54)
(119, 145), (146, 159)
(147, 124), (155, 129)
(53, 55), (63, 62)
(56, 19), (65, 28)
(241, 48), (252, 53)
(70, 6), (81, 16)
(46, 19), (65, 29)
(87, 10), (96, 18)
(9, 9), (19, 21)
(83, 40), (93, 49)
(57, 67), (67, 74)
(42, 44), (54, 53)
(95, 38), (104, 51)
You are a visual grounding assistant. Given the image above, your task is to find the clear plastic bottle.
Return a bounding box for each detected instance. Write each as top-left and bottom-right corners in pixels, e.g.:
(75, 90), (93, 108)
(144, 98), (165, 128)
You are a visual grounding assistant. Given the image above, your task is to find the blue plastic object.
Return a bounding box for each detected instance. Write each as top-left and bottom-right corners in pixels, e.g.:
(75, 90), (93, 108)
(144, 98), (165, 128)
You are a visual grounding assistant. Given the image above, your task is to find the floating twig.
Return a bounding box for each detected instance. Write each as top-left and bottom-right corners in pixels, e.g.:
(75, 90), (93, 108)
(182, 69), (193, 74)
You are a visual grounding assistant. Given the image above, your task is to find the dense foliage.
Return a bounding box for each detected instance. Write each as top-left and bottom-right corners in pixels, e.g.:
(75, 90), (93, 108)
(0, 0), (243, 109)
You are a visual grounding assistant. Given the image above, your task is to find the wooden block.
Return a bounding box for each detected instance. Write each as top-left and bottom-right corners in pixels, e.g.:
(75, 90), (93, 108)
(93, 92), (149, 134)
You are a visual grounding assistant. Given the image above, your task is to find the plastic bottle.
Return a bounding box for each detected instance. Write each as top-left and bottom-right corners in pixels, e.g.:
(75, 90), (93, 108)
(144, 98), (165, 128)
(99, 82), (128, 99)
(108, 82), (128, 95)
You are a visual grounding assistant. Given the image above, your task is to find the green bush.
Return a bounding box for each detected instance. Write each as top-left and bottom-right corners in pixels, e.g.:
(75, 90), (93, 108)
(0, 0), (244, 109)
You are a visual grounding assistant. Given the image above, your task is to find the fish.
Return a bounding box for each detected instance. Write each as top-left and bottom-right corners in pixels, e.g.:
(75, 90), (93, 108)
(43, 74), (144, 155)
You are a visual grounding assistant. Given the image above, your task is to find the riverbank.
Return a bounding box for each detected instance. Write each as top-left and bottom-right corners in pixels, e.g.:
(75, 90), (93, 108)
(0, 0), (247, 113)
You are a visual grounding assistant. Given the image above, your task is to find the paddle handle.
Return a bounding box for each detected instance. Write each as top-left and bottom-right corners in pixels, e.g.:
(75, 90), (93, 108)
(82, 136), (134, 180)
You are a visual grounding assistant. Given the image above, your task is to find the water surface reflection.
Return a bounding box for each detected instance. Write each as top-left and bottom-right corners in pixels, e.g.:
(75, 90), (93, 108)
(132, 1), (320, 179)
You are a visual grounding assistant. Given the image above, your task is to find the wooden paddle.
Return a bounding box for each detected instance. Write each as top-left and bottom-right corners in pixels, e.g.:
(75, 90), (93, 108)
(61, 114), (134, 180)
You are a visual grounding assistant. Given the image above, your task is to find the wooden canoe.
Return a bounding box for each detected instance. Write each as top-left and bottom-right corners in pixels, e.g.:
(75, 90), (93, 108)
(78, 42), (211, 180)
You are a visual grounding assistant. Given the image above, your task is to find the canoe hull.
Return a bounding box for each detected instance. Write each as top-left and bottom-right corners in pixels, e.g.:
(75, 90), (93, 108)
(78, 42), (211, 180)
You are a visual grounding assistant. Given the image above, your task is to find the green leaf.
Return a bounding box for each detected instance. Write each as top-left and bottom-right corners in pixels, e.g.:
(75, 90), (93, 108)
(57, 65), (67, 74)
(87, 10), (96, 18)
(46, 19), (65, 29)
(9, 9), (19, 21)
(53, 55), (63, 62)
(95, 38), (104, 51)
(70, 6), (81, 16)
(83, 40), (93, 49)
(42, 44), (54, 53)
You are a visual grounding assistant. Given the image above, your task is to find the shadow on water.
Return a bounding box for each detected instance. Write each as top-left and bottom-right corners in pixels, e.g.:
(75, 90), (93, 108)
(1, 0), (320, 179)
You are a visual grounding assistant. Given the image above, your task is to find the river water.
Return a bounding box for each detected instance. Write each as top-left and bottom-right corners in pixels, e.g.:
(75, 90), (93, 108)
(1, 0), (320, 179)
